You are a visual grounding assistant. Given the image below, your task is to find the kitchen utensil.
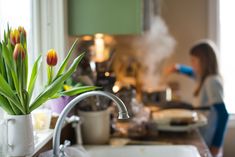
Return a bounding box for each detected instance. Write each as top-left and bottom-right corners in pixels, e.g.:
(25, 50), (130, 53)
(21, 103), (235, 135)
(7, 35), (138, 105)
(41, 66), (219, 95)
(142, 88), (172, 105)
(78, 109), (110, 144)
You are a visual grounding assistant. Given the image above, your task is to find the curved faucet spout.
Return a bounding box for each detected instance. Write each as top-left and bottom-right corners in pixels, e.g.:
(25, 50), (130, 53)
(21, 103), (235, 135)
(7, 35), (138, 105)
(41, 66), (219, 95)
(52, 91), (129, 157)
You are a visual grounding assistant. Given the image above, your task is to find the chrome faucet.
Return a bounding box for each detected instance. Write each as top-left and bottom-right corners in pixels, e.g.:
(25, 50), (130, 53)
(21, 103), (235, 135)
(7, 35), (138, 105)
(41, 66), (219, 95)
(52, 91), (130, 157)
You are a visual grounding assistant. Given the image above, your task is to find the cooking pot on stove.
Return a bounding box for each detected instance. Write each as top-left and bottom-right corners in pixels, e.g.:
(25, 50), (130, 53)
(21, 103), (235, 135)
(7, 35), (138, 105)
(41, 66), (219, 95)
(142, 88), (172, 105)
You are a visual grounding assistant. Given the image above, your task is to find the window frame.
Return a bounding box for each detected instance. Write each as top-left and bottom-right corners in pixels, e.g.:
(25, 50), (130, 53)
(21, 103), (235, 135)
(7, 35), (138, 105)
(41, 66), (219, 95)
(209, 0), (235, 115)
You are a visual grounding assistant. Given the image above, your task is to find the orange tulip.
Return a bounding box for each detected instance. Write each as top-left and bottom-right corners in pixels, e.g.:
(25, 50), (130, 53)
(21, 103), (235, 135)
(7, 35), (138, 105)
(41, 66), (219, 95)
(10, 29), (20, 46)
(46, 49), (58, 66)
(13, 43), (25, 60)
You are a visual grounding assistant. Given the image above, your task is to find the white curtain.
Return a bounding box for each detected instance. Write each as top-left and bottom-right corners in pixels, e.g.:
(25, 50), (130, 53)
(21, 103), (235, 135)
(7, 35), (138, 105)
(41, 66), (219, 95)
(31, 0), (67, 97)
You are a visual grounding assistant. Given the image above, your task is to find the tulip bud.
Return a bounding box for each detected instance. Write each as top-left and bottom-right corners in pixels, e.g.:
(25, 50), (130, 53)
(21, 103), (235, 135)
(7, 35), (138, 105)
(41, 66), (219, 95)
(46, 49), (58, 66)
(10, 29), (20, 46)
(18, 26), (27, 39)
(13, 44), (25, 60)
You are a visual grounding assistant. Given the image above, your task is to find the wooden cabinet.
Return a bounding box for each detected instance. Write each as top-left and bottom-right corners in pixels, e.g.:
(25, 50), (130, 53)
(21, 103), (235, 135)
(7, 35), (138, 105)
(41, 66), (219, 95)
(67, 0), (143, 35)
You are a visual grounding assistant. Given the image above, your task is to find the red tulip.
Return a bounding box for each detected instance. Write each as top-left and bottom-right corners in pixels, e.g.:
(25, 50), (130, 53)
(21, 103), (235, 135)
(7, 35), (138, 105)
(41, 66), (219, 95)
(13, 44), (25, 60)
(46, 49), (58, 66)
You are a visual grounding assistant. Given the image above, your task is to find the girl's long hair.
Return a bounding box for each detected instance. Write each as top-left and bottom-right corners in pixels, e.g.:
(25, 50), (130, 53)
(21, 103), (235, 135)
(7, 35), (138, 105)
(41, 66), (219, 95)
(190, 40), (219, 96)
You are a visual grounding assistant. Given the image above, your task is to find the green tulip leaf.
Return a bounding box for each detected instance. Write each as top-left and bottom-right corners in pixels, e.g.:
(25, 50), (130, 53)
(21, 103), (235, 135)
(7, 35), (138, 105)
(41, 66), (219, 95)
(60, 86), (100, 96)
(2, 43), (13, 69)
(0, 95), (14, 114)
(0, 74), (25, 114)
(29, 54), (84, 112)
(28, 55), (42, 101)
(55, 38), (80, 79)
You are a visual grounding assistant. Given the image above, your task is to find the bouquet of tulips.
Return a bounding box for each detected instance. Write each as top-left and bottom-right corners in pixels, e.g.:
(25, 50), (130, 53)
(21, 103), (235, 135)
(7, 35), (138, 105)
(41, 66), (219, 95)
(0, 26), (97, 115)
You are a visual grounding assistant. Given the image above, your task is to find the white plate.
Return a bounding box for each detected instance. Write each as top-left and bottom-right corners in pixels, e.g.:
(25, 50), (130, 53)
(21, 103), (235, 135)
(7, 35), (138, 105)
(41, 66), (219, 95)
(156, 114), (207, 132)
(152, 109), (207, 132)
(152, 109), (198, 124)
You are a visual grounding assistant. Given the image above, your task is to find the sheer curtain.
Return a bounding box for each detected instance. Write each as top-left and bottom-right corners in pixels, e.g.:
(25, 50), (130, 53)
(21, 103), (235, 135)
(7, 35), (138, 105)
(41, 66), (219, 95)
(208, 0), (235, 114)
(219, 0), (235, 114)
(31, 0), (67, 86)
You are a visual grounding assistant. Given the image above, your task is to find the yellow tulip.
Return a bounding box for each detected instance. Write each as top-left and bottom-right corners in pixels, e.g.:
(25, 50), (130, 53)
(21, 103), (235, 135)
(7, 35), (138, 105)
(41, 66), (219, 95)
(10, 29), (20, 46)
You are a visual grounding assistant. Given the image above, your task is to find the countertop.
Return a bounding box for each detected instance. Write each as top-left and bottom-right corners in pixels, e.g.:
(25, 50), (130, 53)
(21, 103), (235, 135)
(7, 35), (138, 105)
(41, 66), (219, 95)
(155, 130), (212, 157)
(112, 129), (212, 157)
(33, 125), (212, 157)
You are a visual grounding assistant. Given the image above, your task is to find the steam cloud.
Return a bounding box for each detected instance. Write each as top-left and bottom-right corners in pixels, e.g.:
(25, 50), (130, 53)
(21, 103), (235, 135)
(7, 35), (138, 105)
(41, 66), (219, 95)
(133, 16), (176, 92)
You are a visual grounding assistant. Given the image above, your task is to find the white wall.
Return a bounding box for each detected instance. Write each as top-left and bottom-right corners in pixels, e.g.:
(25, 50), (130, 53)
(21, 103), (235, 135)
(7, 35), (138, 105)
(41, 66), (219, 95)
(161, 0), (208, 103)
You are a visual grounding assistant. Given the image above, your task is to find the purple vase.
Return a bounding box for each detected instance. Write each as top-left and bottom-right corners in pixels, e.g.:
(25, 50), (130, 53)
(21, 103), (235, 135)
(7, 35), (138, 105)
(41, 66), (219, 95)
(46, 96), (74, 114)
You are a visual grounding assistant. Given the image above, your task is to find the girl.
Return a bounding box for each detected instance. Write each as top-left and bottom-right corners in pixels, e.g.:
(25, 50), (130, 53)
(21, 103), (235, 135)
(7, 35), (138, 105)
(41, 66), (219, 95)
(166, 40), (229, 157)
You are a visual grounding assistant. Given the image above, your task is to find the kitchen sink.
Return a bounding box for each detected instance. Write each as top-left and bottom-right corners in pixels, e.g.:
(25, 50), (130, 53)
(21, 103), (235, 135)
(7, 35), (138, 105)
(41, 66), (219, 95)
(85, 145), (201, 157)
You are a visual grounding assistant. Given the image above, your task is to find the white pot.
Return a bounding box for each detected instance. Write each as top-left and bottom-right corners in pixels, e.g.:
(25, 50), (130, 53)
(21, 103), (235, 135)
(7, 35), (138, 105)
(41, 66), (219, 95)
(7, 114), (34, 156)
(78, 109), (110, 144)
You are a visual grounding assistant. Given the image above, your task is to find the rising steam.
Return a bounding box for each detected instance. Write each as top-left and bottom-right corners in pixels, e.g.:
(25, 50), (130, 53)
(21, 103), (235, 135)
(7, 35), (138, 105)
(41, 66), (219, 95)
(133, 16), (176, 92)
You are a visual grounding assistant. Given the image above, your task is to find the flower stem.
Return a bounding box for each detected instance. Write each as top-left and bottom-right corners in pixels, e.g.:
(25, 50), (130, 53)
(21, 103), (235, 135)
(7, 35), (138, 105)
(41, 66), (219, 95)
(47, 65), (53, 85)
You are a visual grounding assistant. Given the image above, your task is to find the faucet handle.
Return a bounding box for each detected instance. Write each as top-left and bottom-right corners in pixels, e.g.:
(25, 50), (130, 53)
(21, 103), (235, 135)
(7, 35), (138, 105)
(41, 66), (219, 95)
(59, 140), (71, 157)
(67, 115), (80, 124)
(63, 140), (71, 147)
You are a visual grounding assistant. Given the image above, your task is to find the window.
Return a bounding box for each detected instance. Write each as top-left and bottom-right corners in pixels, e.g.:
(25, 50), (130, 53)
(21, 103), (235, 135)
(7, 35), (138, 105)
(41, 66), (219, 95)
(219, 1), (235, 113)
(0, 0), (31, 40)
(0, 0), (34, 71)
